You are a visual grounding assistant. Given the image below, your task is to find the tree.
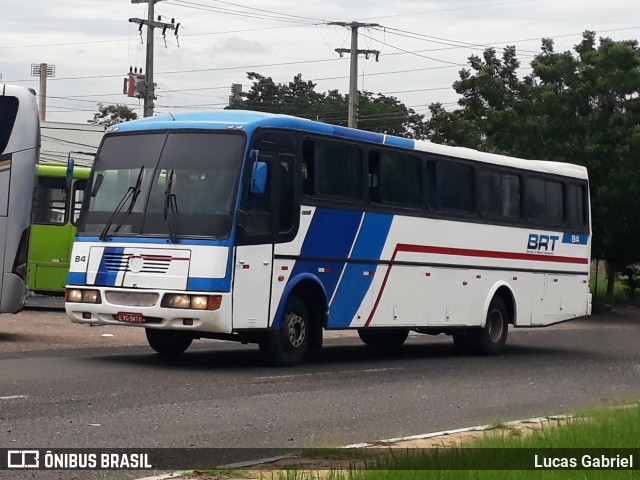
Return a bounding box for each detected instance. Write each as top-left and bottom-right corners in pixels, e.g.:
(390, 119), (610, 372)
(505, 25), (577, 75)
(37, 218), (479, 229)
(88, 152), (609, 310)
(228, 72), (425, 138)
(427, 32), (640, 307)
(89, 103), (138, 126)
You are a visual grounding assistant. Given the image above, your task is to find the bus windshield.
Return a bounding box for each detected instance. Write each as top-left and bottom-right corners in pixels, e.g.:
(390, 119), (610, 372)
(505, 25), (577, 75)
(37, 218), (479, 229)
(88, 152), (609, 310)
(77, 131), (245, 240)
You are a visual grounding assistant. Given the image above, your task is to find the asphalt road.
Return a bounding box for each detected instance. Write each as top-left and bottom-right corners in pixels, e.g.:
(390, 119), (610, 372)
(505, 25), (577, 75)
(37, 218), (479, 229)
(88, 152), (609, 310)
(1, 307), (640, 477)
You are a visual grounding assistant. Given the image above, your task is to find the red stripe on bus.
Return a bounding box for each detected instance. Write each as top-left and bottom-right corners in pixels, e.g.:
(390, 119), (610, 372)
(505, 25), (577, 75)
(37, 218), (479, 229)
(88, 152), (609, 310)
(139, 255), (190, 261)
(396, 244), (589, 265)
(363, 244), (589, 327)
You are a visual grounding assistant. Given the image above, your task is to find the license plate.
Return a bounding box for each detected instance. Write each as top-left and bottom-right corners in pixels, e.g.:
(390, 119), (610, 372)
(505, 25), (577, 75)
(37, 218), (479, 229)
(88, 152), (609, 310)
(115, 312), (145, 323)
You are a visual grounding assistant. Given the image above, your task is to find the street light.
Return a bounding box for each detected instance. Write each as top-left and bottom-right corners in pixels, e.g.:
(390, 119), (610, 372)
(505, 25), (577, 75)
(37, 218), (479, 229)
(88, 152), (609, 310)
(31, 63), (56, 121)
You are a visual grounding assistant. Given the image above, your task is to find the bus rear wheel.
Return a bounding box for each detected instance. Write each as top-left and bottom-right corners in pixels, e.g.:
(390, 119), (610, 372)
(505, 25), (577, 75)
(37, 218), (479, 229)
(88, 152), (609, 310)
(145, 328), (193, 356)
(358, 328), (409, 347)
(454, 296), (509, 355)
(260, 295), (310, 366)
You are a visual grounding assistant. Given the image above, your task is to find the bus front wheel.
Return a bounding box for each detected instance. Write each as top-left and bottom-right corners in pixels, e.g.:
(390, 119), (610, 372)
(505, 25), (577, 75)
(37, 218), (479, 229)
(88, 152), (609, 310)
(260, 295), (310, 366)
(145, 328), (193, 356)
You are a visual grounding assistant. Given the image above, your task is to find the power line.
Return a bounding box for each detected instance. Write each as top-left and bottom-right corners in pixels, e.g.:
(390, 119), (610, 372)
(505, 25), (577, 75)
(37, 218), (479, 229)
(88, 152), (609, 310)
(41, 135), (101, 150)
(7, 57), (346, 83)
(171, 0), (323, 24)
(366, 36), (462, 66)
(374, 26), (541, 55)
(0, 24), (315, 50)
(360, 0), (536, 21)
(165, 0), (320, 25)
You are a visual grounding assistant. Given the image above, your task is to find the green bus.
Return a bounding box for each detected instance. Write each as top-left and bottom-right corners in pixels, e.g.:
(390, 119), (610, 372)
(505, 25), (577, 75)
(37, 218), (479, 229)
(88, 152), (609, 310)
(28, 163), (90, 294)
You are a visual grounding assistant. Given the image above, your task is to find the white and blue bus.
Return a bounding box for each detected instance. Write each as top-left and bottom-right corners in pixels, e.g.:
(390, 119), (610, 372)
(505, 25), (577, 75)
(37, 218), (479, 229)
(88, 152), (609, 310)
(66, 111), (591, 365)
(0, 84), (39, 313)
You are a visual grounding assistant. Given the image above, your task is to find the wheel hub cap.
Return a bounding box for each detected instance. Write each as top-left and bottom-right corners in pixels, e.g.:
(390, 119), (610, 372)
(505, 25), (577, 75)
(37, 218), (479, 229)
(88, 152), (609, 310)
(285, 313), (306, 348)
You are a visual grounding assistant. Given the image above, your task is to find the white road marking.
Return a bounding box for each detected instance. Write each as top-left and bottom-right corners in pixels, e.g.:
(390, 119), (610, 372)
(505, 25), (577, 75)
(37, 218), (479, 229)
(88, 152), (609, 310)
(255, 367), (401, 381)
(0, 395), (29, 400)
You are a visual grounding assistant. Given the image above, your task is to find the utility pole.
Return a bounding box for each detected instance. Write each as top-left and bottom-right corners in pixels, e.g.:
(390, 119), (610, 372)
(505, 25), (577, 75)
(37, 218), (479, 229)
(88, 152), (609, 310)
(330, 22), (380, 128)
(30, 63), (55, 122)
(129, 0), (177, 117)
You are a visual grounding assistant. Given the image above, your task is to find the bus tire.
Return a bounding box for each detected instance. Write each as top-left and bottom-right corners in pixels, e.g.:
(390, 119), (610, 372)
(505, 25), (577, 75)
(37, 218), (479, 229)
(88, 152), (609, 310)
(145, 328), (193, 356)
(260, 295), (309, 366)
(357, 328), (409, 348)
(459, 296), (509, 355)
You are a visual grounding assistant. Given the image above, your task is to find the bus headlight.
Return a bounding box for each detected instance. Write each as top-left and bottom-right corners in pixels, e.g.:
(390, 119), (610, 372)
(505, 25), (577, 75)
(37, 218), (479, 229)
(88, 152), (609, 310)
(190, 295), (208, 310)
(66, 288), (102, 304)
(166, 295), (191, 309)
(163, 294), (222, 311)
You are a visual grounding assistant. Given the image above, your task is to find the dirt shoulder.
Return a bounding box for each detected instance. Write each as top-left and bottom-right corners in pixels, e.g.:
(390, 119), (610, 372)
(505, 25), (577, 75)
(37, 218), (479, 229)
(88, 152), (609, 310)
(171, 416), (572, 479)
(0, 306), (363, 355)
(0, 308), (148, 353)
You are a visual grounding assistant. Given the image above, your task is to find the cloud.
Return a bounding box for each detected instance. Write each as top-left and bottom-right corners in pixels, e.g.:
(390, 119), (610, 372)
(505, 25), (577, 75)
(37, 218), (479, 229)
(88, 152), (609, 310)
(211, 37), (271, 57)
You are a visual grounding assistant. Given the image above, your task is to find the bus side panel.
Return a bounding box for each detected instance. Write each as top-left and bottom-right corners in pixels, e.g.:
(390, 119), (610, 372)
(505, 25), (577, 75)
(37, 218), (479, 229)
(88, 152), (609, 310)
(0, 216), (6, 307)
(362, 216), (589, 329)
(327, 212), (393, 328)
(28, 223), (73, 292)
(1, 151), (37, 312)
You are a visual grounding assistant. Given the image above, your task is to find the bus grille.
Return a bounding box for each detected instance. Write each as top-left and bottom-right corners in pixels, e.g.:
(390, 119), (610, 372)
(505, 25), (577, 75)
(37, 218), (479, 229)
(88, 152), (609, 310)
(102, 253), (172, 274)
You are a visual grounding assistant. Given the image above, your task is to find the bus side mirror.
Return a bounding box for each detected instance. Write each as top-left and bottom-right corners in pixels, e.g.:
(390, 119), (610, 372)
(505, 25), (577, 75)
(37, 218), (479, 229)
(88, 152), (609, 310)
(250, 161), (267, 194)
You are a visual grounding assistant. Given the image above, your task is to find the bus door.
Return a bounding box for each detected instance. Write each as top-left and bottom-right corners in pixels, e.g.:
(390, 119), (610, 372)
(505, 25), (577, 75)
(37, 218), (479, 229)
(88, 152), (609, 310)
(29, 176), (87, 292)
(233, 147), (295, 330)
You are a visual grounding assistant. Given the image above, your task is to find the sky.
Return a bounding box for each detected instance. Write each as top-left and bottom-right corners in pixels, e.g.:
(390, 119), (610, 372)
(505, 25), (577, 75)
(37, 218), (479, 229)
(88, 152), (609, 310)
(1, 0), (638, 125)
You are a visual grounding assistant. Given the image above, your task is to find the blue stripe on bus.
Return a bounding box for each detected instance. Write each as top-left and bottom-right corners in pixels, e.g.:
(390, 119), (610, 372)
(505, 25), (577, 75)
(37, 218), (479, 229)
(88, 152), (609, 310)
(332, 126), (385, 144)
(289, 208), (363, 302)
(67, 272), (87, 285)
(187, 277), (231, 292)
(384, 136), (415, 149)
(95, 247), (124, 286)
(328, 213), (394, 328)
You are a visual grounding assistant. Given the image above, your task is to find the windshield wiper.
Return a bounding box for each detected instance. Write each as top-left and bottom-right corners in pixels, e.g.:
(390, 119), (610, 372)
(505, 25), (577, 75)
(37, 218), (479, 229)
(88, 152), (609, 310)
(99, 166), (145, 241)
(164, 168), (179, 243)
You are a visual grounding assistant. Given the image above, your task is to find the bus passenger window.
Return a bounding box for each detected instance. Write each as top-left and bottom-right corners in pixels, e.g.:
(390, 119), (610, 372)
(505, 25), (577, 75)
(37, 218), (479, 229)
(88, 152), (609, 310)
(479, 171), (520, 219)
(502, 175), (521, 218)
(428, 161), (475, 213)
(368, 150), (422, 208)
(526, 178), (564, 225)
(32, 176), (68, 225)
(568, 184), (587, 229)
(302, 139), (362, 200)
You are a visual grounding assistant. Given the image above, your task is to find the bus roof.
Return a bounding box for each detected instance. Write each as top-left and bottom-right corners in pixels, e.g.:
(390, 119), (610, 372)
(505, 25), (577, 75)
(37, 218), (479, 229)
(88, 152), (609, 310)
(109, 110), (588, 180)
(36, 162), (91, 179)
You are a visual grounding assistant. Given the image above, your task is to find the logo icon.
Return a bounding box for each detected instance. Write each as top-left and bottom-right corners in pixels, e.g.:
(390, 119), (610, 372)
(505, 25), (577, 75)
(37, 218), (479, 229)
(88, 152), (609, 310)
(7, 450), (40, 468)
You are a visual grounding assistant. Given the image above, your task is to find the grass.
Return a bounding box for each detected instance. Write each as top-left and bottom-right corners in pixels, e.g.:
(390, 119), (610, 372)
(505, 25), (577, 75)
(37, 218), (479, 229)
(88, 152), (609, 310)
(590, 273), (629, 305)
(276, 403), (640, 480)
(590, 263), (640, 306)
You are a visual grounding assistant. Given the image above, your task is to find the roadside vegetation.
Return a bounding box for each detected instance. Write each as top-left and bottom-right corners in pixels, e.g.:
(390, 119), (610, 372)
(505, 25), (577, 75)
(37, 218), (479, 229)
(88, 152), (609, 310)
(280, 403), (640, 480)
(591, 262), (640, 307)
(188, 403), (640, 480)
